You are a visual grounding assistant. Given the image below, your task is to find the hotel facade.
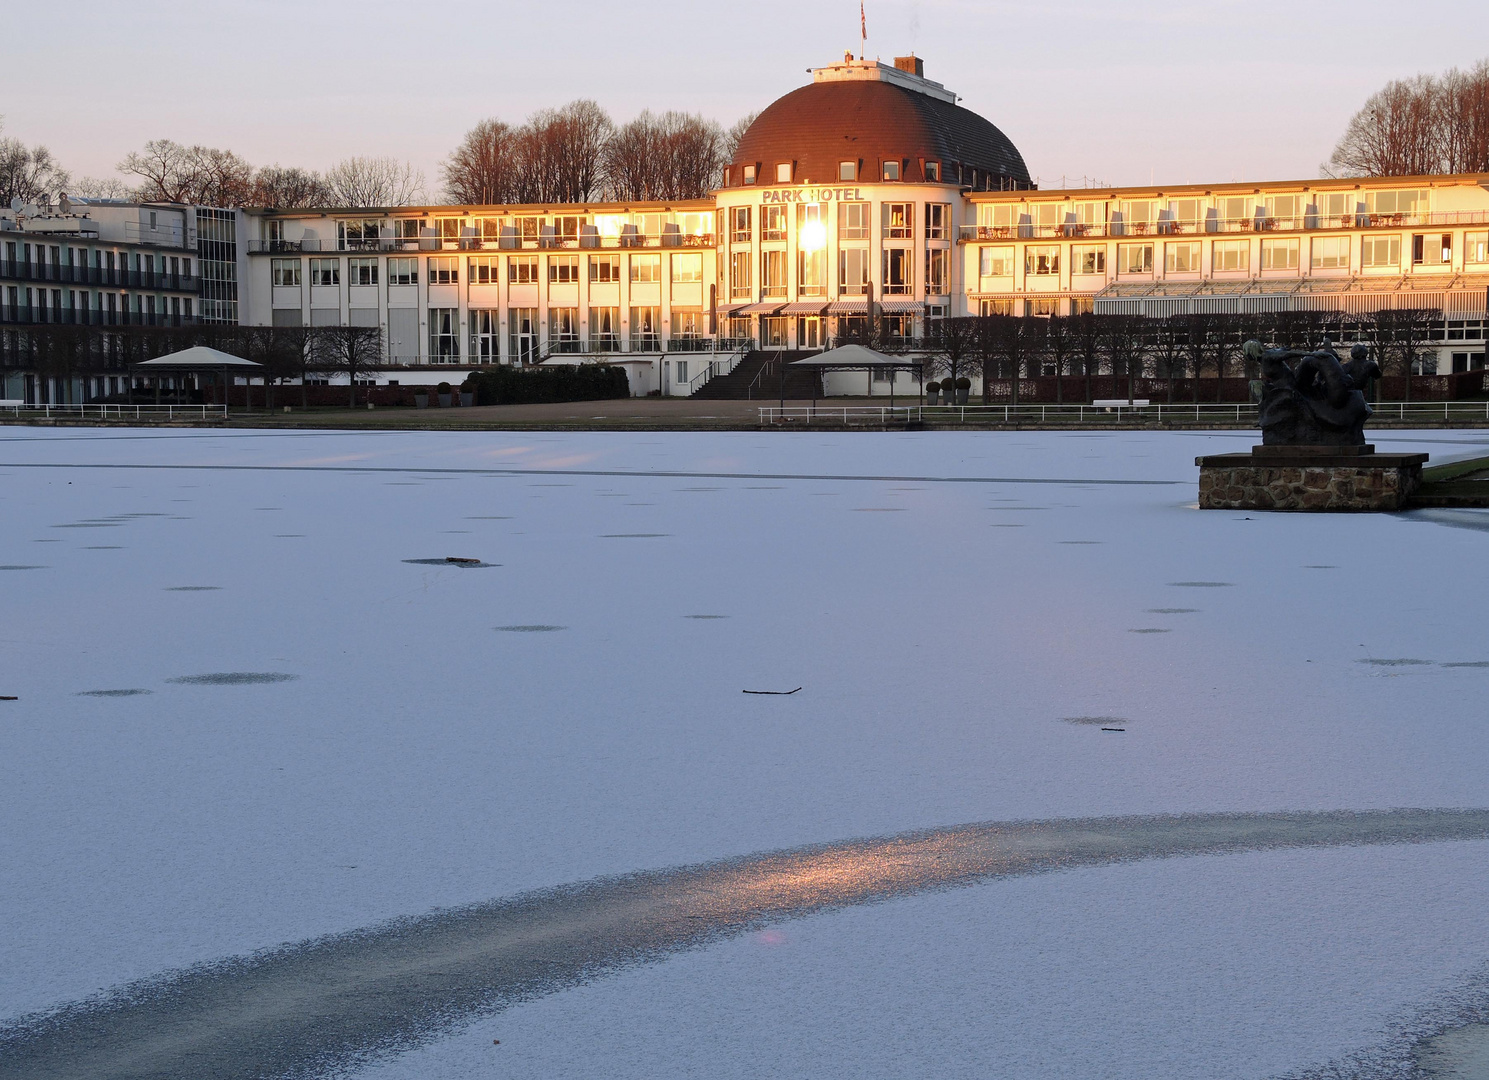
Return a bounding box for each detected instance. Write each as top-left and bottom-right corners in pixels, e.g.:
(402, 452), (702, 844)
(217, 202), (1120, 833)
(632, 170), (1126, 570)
(3, 55), (1487, 401)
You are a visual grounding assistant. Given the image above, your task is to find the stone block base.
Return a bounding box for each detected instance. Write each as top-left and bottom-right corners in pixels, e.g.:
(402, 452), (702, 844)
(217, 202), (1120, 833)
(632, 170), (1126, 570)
(1195, 449), (1427, 511)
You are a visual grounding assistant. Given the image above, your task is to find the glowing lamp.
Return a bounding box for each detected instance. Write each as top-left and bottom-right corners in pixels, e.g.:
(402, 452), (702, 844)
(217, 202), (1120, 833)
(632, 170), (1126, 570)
(798, 220), (827, 252)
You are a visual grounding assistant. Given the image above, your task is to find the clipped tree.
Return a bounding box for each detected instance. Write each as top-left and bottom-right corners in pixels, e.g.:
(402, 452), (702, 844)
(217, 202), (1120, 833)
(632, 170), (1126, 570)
(312, 325), (384, 407)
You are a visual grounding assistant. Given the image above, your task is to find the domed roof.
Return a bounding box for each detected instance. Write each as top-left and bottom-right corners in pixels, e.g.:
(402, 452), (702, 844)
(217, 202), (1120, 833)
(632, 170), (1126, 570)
(729, 63), (1030, 190)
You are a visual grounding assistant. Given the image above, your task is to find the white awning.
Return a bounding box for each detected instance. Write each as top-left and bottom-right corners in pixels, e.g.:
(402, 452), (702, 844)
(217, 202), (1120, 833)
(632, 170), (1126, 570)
(132, 346), (263, 370)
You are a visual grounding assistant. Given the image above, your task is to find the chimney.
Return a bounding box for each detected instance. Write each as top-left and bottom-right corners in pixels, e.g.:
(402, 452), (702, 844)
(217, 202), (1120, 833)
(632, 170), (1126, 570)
(894, 55), (924, 78)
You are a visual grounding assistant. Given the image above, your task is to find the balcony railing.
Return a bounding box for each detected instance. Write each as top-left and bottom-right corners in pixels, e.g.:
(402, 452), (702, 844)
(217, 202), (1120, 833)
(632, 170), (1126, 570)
(0, 260), (198, 291)
(249, 232), (715, 255)
(958, 209), (1489, 242)
(0, 307), (199, 327)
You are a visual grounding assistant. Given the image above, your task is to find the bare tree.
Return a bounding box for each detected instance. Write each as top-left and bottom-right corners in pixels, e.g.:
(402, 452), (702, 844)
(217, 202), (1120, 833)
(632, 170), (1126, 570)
(1073, 311), (1103, 403)
(1438, 60), (1489, 174)
(605, 111), (726, 201)
(116, 140), (254, 205)
(441, 119), (523, 204)
(323, 157), (425, 207)
(312, 325), (384, 407)
(1043, 315), (1075, 404)
(926, 316), (978, 391)
(70, 175), (132, 199)
(1151, 316), (1187, 403)
(0, 124), (72, 205)
(1099, 314), (1147, 404)
(1326, 60), (1489, 176)
(1369, 307), (1441, 401)
(722, 113), (758, 162)
(251, 166), (330, 208)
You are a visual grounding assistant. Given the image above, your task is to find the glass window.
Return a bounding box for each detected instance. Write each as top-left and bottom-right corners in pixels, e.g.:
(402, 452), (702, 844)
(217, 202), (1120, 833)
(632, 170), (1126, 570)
(393, 218), (421, 242)
(589, 254), (621, 282)
(428, 308), (459, 362)
(630, 254), (661, 283)
(839, 248), (869, 294)
(672, 253), (702, 283)
(1072, 245), (1106, 274)
(838, 201), (869, 240)
(630, 305), (660, 350)
(1169, 199), (1204, 232)
(337, 220), (381, 248)
(761, 205), (787, 242)
(428, 256), (459, 285)
(309, 258), (339, 286)
(387, 257), (418, 285)
(271, 258), (301, 286)
(1366, 190), (1426, 217)
(468, 257), (499, 284)
(548, 255), (579, 283)
(980, 246), (1015, 278)
(348, 257), (378, 286)
(551, 215), (584, 244)
(1318, 192), (1355, 226)
(761, 250), (788, 297)
(1212, 240), (1248, 272)
(509, 307), (538, 364)
(1261, 238), (1300, 271)
(926, 249), (949, 294)
(742, 164), (757, 185)
(797, 248), (827, 295)
(548, 307), (580, 352)
(1120, 201), (1157, 233)
(839, 160), (856, 181)
(590, 306), (620, 351)
(1466, 232), (1489, 264)
(882, 160), (900, 181)
(1311, 236), (1350, 270)
(508, 256), (539, 284)
(1117, 243), (1153, 274)
(882, 248), (911, 294)
(1264, 195), (1303, 228)
(1026, 245), (1061, 275)
(1164, 242), (1200, 273)
(775, 162), (792, 183)
(435, 218), (463, 243)
(1361, 235), (1401, 268)
(883, 202), (913, 239)
(926, 203), (949, 240)
(730, 206), (752, 243)
(730, 251), (752, 298)
(1412, 233), (1452, 266)
(924, 161), (940, 183)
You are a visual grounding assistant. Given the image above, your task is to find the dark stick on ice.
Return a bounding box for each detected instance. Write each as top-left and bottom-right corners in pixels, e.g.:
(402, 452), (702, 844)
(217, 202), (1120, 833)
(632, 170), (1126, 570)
(743, 687), (802, 695)
(445, 556), (481, 564)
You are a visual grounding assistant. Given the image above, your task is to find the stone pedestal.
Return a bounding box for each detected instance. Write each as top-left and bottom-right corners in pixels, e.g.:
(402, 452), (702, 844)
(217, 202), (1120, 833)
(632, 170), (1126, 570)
(1196, 445), (1428, 511)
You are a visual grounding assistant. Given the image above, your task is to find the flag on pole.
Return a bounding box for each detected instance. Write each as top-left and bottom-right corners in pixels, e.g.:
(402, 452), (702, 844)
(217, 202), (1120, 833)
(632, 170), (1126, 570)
(860, 1), (866, 54)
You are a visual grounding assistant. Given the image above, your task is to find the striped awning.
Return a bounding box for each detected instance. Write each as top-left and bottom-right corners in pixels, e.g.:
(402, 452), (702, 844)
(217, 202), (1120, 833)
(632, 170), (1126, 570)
(717, 303), (748, 315)
(781, 301), (827, 315)
(738, 302), (784, 315)
(877, 298), (925, 313)
(825, 300), (868, 315)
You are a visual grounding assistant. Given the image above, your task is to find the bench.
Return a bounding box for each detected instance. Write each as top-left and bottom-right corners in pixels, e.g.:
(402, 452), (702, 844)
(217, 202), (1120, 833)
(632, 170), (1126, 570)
(1091, 399), (1150, 408)
(0, 400), (23, 409)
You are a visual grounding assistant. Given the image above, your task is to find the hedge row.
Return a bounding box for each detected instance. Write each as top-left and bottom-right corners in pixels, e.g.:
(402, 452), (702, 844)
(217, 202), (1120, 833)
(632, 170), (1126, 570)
(462, 364), (630, 405)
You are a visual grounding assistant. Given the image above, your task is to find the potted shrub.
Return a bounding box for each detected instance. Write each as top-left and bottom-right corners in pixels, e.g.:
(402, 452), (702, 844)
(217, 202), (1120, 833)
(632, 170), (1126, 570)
(926, 380), (941, 404)
(437, 381), (453, 407)
(955, 376), (972, 405)
(414, 390), (429, 408)
(459, 388), (475, 407)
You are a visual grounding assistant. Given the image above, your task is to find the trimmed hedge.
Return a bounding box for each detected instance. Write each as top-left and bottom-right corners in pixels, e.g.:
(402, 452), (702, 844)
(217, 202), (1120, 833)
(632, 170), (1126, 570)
(463, 364), (631, 405)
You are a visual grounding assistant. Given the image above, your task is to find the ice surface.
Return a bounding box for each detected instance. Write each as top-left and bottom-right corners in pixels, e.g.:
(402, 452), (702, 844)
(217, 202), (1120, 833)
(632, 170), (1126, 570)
(2, 427), (1489, 1076)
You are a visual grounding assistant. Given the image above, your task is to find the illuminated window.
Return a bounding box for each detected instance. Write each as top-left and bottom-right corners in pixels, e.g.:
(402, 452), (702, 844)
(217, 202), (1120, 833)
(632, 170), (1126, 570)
(1311, 236), (1350, 270)
(508, 256), (539, 284)
(839, 248), (869, 294)
(926, 249), (948, 294)
(798, 248), (826, 295)
(589, 255), (620, 282)
(742, 164), (757, 185)
(427, 256), (459, 285)
(630, 254), (661, 283)
(548, 255), (579, 284)
(926, 203), (949, 240)
(387, 257), (418, 286)
(1361, 235), (1401, 268)
(838, 201), (869, 240)
(730, 251), (752, 299)
(882, 202), (913, 239)
(761, 250), (788, 297)
(1411, 233), (1452, 266)
(1025, 245), (1061, 275)
(762, 205), (787, 242)
(1318, 192), (1355, 226)
(1072, 245), (1106, 274)
(730, 206), (752, 243)
(980, 246), (1015, 277)
(468, 257), (499, 284)
(1212, 240), (1248, 272)
(775, 162), (792, 183)
(1261, 238), (1299, 271)
(671, 253), (702, 283)
(1467, 232), (1489, 264)
(1117, 243), (1153, 274)
(1365, 190), (1426, 216)
(1164, 242), (1200, 273)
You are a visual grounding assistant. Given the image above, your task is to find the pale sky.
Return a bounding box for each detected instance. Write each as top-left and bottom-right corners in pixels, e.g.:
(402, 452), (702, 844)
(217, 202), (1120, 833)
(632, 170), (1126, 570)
(6, 0), (1487, 197)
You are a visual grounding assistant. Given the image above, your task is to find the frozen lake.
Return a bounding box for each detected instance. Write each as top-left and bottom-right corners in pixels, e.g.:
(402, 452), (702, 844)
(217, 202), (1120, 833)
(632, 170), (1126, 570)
(3, 426), (1489, 1078)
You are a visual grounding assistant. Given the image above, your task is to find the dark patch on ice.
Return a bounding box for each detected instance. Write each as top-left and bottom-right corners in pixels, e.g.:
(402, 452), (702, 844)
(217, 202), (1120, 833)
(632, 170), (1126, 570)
(84, 546), (125, 550)
(465, 516), (512, 520)
(1129, 628), (1171, 634)
(252, 507), (283, 511)
(402, 558), (498, 568)
(77, 689), (152, 698)
(601, 533), (670, 538)
(166, 672), (298, 685)
(32, 539), (62, 543)
(442, 530), (471, 534)
(165, 586), (221, 592)
(1169, 581), (1234, 587)
(1059, 540), (1102, 545)
(852, 507), (905, 512)
(1147, 608), (1198, 614)
(1357, 658), (1433, 667)
(677, 487), (722, 492)
(745, 486), (784, 489)
(1062, 715), (1127, 725)
(685, 615), (729, 620)
(1304, 564), (1338, 569)
(274, 534), (305, 538)
(384, 482), (422, 486)
(527, 483), (572, 487)
(0, 565), (46, 570)
(989, 523), (1026, 527)
(495, 625), (565, 633)
(51, 522), (120, 528)
(1441, 661), (1489, 668)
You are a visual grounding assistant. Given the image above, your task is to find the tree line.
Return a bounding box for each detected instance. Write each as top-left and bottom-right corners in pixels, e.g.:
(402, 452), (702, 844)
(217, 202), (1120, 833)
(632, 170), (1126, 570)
(0, 101), (755, 211)
(1327, 58), (1489, 176)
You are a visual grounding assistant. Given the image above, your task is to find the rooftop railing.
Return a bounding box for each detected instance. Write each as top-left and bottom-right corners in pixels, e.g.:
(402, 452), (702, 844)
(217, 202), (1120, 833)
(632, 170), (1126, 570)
(959, 210), (1489, 243)
(0, 306), (200, 327)
(249, 232), (715, 255)
(0, 260), (197, 291)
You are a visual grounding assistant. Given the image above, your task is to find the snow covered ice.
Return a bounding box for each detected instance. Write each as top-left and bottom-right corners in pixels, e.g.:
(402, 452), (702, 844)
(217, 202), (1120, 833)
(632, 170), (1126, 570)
(3, 426), (1489, 1078)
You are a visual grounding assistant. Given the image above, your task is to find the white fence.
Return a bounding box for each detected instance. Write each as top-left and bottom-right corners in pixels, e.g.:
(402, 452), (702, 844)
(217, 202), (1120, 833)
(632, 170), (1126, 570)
(0, 403), (229, 421)
(759, 401), (1489, 425)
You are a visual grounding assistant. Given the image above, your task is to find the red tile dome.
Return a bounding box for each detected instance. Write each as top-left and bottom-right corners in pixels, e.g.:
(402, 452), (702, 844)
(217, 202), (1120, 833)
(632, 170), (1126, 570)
(729, 68), (1030, 190)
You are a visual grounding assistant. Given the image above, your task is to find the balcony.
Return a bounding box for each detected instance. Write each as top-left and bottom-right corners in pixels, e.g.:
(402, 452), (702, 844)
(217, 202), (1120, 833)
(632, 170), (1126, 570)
(248, 232), (715, 255)
(0, 307), (200, 327)
(0, 260), (198, 291)
(958, 209), (1489, 243)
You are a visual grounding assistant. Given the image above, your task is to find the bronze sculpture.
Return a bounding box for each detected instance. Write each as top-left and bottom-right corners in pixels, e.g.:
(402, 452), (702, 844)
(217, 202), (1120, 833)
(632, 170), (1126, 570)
(1248, 339), (1381, 446)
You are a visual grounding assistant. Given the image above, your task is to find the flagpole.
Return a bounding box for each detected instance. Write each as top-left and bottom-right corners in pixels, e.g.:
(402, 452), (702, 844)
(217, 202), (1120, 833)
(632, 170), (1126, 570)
(860, 1), (866, 60)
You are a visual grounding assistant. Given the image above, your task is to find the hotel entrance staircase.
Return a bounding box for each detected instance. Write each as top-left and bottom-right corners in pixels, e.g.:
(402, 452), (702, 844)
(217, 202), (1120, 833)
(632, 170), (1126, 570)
(690, 350), (822, 400)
